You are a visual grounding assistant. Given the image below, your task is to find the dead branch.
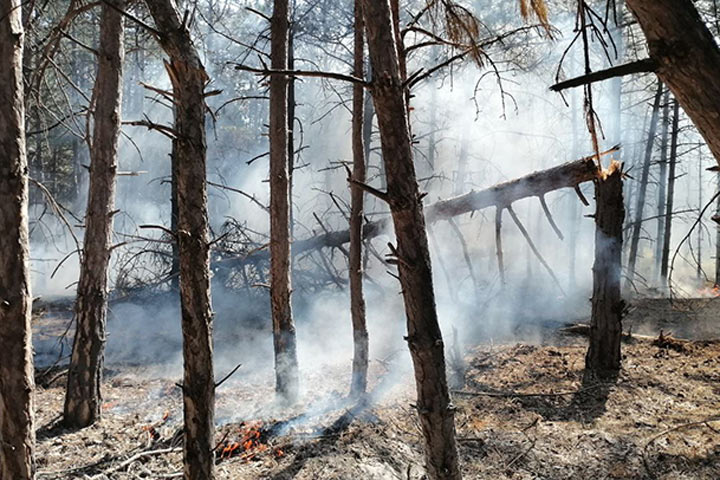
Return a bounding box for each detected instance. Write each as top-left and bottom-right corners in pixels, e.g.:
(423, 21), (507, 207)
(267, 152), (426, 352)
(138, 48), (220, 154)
(506, 205), (565, 296)
(550, 58), (657, 92)
(538, 195), (564, 240)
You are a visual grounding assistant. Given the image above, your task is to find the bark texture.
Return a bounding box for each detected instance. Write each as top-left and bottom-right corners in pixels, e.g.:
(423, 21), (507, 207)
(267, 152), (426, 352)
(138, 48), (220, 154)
(349, 0), (369, 398)
(64, 0), (124, 428)
(586, 163), (625, 376)
(626, 0), (720, 164)
(361, 0), (460, 478)
(269, 0), (299, 403)
(144, 1), (215, 478)
(0, 1), (35, 476)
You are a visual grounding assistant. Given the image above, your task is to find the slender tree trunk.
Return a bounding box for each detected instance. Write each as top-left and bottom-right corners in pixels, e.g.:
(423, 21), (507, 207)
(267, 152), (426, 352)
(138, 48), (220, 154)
(64, 0), (124, 428)
(654, 92), (670, 282)
(626, 0), (720, 165)
(349, 0), (369, 398)
(269, 0), (299, 402)
(697, 149), (703, 279)
(586, 163), (625, 376)
(660, 100), (680, 284)
(0, 2), (35, 477)
(626, 81), (663, 289)
(361, 1), (460, 478)
(144, 2), (215, 478)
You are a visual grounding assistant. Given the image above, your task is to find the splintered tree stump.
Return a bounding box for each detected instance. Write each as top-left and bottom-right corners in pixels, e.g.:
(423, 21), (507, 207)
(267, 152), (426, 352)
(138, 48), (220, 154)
(586, 162), (625, 377)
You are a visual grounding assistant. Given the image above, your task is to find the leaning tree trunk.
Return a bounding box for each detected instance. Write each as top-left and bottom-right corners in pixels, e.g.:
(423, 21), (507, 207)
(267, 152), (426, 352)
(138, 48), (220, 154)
(269, 0), (299, 403)
(349, 0), (369, 398)
(626, 0), (720, 165)
(626, 80), (662, 289)
(144, 1), (215, 478)
(0, 1), (35, 477)
(64, 0), (124, 428)
(586, 162), (625, 376)
(660, 100), (680, 284)
(361, 0), (461, 478)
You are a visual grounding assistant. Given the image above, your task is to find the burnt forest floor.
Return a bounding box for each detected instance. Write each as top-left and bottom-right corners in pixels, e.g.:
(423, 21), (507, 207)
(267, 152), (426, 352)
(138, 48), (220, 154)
(33, 297), (720, 479)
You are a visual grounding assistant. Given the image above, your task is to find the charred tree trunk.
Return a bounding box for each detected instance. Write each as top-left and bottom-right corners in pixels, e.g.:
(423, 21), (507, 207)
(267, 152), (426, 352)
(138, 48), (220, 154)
(361, 1), (460, 478)
(144, 1), (215, 478)
(64, 0), (124, 428)
(269, 0), (299, 403)
(287, 22), (295, 240)
(626, 0), (720, 165)
(654, 92), (670, 282)
(626, 81), (663, 289)
(716, 170), (720, 286)
(349, 0), (369, 398)
(660, 100), (680, 284)
(0, 1), (35, 476)
(586, 163), (625, 377)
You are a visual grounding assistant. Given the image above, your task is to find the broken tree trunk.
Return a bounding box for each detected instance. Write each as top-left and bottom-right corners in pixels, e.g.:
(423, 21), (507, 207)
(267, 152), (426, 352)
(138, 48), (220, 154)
(144, 1), (215, 478)
(626, 81), (663, 289)
(64, 0), (124, 429)
(269, 0), (299, 403)
(219, 152), (604, 269)
(362, 0), (461, 476)
(626, 0), (720, 165)
(0, 1), (35, 477)
(585, 162), (625, 377)
(349, 0), (369, 398)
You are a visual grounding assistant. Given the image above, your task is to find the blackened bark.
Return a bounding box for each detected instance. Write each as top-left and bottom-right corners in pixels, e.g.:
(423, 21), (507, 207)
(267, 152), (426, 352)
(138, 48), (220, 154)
(626, 0), (720, 165)
(270, 0), (299, 402)
(660, 101), (680, 284)
(361, 0), (460, 478)
(0, 1), (35, 477)
(626, 81), (662, 289)
(144, 1), (215, 478)
(349, 0), (369, 398)
(586, 162), (625, 376)
(64, 0), (124, 428)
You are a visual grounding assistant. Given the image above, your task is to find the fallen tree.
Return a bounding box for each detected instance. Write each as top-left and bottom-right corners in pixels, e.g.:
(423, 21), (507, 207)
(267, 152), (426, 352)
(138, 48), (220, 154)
(217, 147), (614, 270)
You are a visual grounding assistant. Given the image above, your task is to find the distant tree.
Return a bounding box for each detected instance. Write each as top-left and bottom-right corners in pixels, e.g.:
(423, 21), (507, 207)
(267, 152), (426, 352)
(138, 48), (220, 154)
(144, 0), (216, 477)
(0, 0), (36, 477)
(64, 0), (124, 428)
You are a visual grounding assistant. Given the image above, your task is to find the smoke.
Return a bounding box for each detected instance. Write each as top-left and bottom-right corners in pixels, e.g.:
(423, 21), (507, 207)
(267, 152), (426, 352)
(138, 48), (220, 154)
(28, 1), (719, 423)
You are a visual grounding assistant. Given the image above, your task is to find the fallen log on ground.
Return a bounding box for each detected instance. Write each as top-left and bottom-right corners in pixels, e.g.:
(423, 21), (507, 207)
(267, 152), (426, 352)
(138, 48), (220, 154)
(217, 148), (615, 269)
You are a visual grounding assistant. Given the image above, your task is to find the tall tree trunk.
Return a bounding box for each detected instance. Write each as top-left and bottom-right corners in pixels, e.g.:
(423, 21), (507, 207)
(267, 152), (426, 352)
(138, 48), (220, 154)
(654, 92), (670, 282)
(64, 0), (124, 428)
(269, 0), (299, 403)
(349, 0), (369, 398)
(170, 138), (180, 291)
(586, 163), (625, 376)
(626, 80), (663, 289)
(144, 2), (215, 478)
(660, 100), (680, 284)
(361, 1), (460, 478)
(626, 0), (720, 165)
(716, 170), (720, 286)
(0, 1), (35, 477)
